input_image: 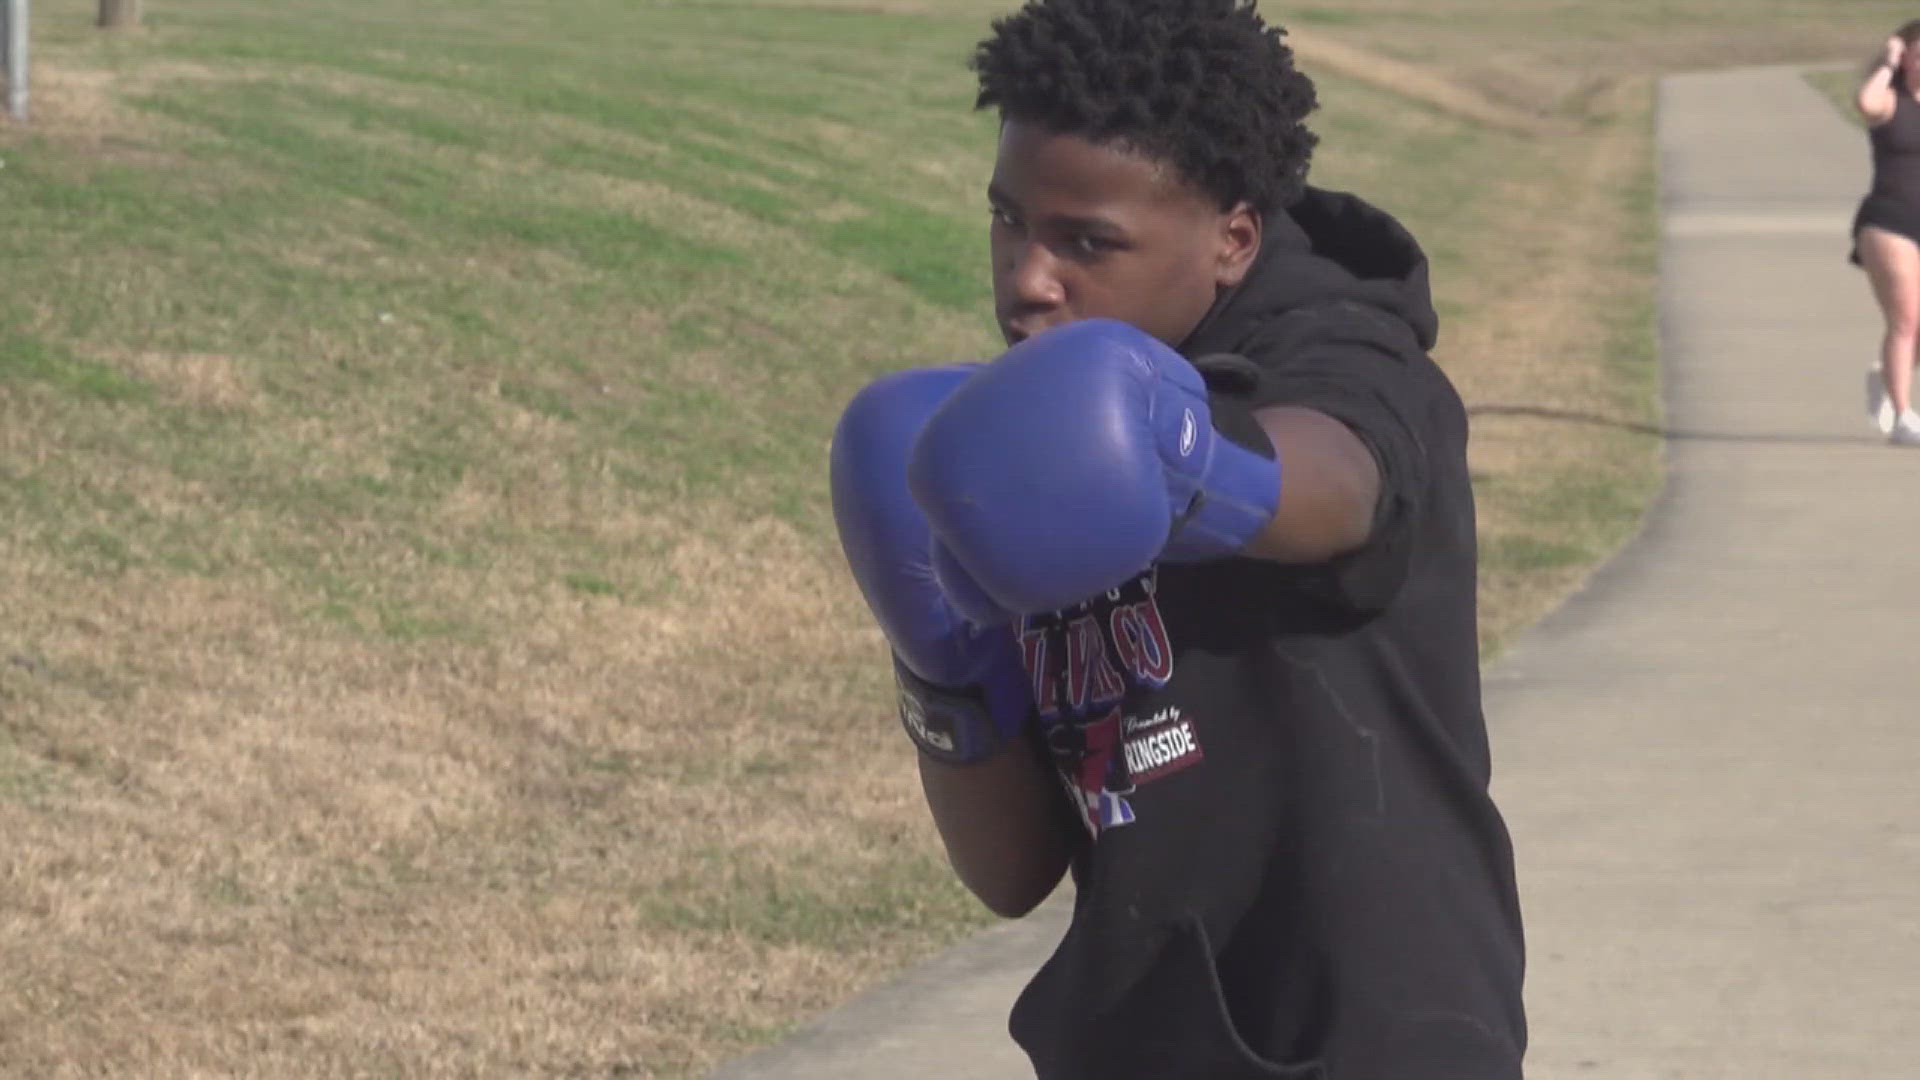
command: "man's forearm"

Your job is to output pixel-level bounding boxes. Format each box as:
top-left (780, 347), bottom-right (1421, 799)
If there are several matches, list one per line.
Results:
top-left (918, 741), bottom-right (1076, 918)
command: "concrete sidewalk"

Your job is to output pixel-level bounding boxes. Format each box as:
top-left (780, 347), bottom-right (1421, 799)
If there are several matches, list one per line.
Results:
top-left (709, 66), bottom-right (1920, 1080)
top-left (1497, 66), bottom-right (1920, 1079)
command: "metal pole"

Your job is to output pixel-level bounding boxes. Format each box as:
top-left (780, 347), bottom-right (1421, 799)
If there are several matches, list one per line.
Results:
top-left (4, 0), bottom-right (27, 122)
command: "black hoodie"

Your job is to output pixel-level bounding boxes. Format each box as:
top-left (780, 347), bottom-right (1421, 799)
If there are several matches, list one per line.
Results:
top-left (1005, 188), bottom-right (1527, 1080)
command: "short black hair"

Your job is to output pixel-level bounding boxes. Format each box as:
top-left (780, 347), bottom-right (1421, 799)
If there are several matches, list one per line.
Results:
top-left (970, 0), bottom-right (1319, 213)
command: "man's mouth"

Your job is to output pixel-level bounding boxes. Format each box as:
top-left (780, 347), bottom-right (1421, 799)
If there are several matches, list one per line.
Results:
top-left (1000, 319), bottom-right (1045, 345)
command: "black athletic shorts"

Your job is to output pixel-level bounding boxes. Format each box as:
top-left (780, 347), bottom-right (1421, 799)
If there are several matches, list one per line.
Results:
top-left (1850, 194), bottom-right (1920, 266)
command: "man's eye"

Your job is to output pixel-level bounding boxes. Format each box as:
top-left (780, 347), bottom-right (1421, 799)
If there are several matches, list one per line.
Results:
top-left (1069, 234), bottom-right (1116, 256)
top-left (988, 206), bottom-right (1020, 229)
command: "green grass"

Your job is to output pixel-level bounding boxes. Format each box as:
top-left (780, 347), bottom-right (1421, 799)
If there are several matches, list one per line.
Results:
top-left (0, 740), bottom-right (60, 804)
top-left (0, 1), bottom-right (1516, 646)
top-left (1808, 64), bottom-right (1870, 126)
top-left (3, 2), bottom-right (1902, 640)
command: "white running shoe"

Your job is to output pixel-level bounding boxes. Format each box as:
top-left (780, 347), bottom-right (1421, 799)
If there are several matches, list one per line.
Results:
top-left (1869, 365), bottom-right (1897, 436)
top-left (1891, 410), bottom-right (1920, 446)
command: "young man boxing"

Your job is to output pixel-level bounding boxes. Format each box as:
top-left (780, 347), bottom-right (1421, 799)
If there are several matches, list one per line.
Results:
top-left (830, 1), bottom-right (1527, 1076)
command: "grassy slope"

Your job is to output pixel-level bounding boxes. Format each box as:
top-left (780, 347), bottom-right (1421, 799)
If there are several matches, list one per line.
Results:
top-left (2, 0), bottom-right (1915, 1075)
top-left (1807, 63), bottom-right (1869, 127)
top-left (4, 6), bottom-right (1015, 1075)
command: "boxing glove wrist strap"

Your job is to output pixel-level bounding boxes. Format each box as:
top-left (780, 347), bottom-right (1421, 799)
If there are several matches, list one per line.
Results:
top-left (892, 655), bottom-right (1007, 766)
top-left (1162, 433), bottom-right (1282, 563)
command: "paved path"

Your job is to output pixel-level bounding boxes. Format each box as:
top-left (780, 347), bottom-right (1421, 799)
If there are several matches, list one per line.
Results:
top-left (1499, 65), bottom-right (1920, 1079)
top-left (710, 65), bottom-right (1920, 1079)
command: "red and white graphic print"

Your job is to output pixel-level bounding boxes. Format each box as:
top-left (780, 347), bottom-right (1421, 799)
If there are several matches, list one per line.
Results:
top-left (1020, 570), bottom-right (1204, 836)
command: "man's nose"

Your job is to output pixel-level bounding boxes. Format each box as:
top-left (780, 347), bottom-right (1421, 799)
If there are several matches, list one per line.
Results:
top-left (1003, 240), bottom-right (1065, 309)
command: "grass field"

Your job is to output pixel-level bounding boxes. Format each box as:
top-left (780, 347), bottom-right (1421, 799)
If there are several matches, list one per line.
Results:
top-left (2, 0), bottom-right (1914, 1075)
top-left (1808, 62), bottom-right (1872, 127)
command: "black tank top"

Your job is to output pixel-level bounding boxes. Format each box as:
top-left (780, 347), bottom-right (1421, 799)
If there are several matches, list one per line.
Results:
top-left (1870, 90), bottom-right (1920, 208)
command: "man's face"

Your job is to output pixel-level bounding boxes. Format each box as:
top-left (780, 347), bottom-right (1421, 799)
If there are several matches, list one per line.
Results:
top-left (987, 119), bottom-right (1260, 348)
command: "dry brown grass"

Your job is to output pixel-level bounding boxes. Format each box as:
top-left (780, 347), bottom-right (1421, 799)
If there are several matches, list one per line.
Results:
top-left (0, 517), bottom-right (952, 1076)
top-left (1440, 79), bottom-right (1665, 651)
top-left (1292, 29), bottom-right (1550, 134)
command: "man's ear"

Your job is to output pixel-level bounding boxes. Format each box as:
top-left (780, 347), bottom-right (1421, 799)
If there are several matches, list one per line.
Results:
top-left (1216, 201), bottom-right (1262, 289)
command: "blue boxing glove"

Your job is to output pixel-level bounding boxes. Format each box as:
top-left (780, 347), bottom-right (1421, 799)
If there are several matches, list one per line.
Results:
top-left (908, 319), bottom-right (1281, 616)
top-left (829, 365), bottom-right (1034, 765)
